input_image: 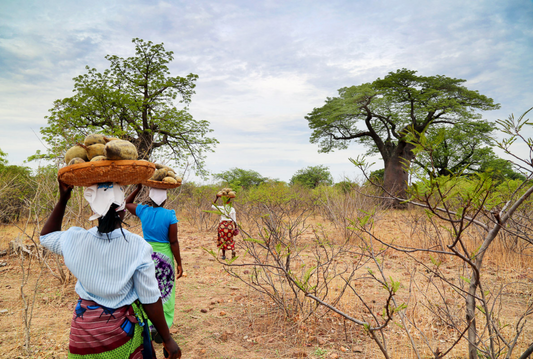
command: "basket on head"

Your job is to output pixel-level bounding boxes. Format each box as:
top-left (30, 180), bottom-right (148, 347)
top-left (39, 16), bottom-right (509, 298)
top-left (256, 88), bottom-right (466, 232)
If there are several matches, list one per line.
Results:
top-left (58, 160), bottom-right (155, 187)
top-left (142, 179), bottom-right (182, 189)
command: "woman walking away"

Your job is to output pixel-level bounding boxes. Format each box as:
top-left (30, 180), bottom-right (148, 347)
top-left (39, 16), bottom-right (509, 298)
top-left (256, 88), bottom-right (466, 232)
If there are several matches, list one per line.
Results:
top-left (212, 194), bottom-right (238, 260)
top-left (126, 184), bottom-right (183, 342)
top-left (40, 181), bottom-right (181, 359)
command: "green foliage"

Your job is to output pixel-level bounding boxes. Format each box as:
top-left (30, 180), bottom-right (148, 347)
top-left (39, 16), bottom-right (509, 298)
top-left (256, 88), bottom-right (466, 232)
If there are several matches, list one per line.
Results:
top-left (38, 38), bottom-right (217, 175)
top-left (0, 148), bottom-right (7, 166)
top-left (306, 68), bottom-right (499, 196)
top-left (244, 181), bottom-right (296, 206)
top-left (306, 69), bottom-right (498, 156)
top-left (480, 158), bottom-right (526, 182)
top-left (369, 168), bottom-right (385, 183)
top-left (411, 121), bottom-right (497, 176)
top-left (0, 161), bottom-right (34, 223)
top-left (213, 167), bottom-right (269, 189)
top-left (290, 165), bottom-right (333, 188)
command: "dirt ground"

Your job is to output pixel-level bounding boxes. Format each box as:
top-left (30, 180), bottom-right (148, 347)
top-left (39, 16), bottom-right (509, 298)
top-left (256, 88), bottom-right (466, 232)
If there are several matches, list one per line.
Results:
top-left (1, 213), bottom-right (532, 359)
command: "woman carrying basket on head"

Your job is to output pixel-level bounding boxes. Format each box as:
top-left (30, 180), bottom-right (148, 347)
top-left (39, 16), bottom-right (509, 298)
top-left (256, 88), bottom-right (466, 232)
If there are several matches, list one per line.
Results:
top-left (40, 181), bottom-right (181, 359)
top-left (126, 184), bottom-right (183, 342)
top-left (212, 190), bottom-right (238, 260)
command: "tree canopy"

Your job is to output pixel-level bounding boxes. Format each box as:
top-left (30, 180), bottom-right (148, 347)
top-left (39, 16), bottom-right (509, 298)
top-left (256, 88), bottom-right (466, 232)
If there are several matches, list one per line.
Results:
top-left (305, 68), bottom-right (499, 206)
top-left (290, 165), bottom-right (333, 188)
top-left (213, 168), bottom-right (268, 189)
top-left (412, 121), bottom-right (495, 176)
top-left (38, 38), bottom-right (217, 175)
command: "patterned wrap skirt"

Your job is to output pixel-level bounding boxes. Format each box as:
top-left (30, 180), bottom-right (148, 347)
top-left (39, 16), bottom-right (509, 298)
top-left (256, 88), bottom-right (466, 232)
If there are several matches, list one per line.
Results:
top-left (68, 299), bottom-right (154, 359)
top-left (149, 241), bottom-right (175, 330)
top-left (217, 220), bottom-right (235, 251)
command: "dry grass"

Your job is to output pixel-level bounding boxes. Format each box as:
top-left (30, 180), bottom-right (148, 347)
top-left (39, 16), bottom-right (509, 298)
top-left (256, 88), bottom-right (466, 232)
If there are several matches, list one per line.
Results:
top-left (1, 206), bottom-right (532, 358)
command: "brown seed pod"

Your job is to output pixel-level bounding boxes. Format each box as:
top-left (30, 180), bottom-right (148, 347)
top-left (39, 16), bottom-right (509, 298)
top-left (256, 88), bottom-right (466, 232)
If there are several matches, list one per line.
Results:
top-left (90, 155), bottom-right (108, 162)
top-left (84, 134), bottom-right (106, 146)
top-left (104, 140), bottom-right (138, 160)
top-left (150, 168), bottom-right (168, 181)
top-left (103, 136), bottom-right (120, 143)
top-left (67, 157), bottom-right (86, 166)
top-left (85, 143), bottom-right (105, 160)
top-left (65, 145), bottom-right (88, 164)
top-left (162, 177), bottom-right (178, 184)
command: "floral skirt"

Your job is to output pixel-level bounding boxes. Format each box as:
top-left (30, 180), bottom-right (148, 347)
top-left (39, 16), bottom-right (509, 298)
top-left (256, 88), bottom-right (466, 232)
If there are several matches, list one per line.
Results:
top-left (217, 220), bottom-right (235, 251)
top-left (149, 241), bottom-right (175, 329)
top-left (68, 299), bottom-right (154, 359)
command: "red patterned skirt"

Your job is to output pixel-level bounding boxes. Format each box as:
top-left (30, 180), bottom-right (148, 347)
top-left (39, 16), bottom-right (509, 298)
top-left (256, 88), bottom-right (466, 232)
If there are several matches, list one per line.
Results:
top-left (217, 220), bottom-right (235, 251)
top-left (68, 299), bottom-right (154, 358)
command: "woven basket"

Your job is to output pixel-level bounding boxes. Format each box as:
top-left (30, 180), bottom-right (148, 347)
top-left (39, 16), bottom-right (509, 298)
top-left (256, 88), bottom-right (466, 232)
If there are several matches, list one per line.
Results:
top-left (58, 160), bottom-right (155, 187)
top-left (142, 179), bottom-right (182, 189)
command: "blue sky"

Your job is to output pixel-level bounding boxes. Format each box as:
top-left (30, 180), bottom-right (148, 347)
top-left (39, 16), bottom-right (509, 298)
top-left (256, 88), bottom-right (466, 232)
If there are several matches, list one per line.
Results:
top-left (1, 0), bottom-right (532, 183)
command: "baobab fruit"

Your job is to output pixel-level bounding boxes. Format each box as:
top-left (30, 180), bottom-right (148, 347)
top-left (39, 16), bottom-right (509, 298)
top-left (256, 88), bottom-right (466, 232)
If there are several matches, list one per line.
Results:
top-left (84, 134), bottom-right (106, 146)
top-left (150, 168), bottom-right (168, 181)
top-left (90, 156), bottom-right (107, 162)
top-left (103, 136), bottom-right (120, 142)
top-left (162, 177), bottom-right (178, 184)
top-left (65, 145), bottom-right (88, 164)
top-left (85, 143), bottom-right (105, 160)
top-left (155, 163), bottom-right (173, 172)
top-left (104, 140), bottom-right (138, 160)
top-left (67, 157), bottom-right (86, 166)
top-left (166, 170), bottom-right (176, 179)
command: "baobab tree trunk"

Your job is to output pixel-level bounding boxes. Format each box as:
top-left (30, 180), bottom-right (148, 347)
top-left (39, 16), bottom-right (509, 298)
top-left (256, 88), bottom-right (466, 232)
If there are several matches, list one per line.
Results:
top-left (382, 141), bottom-right (415, 209)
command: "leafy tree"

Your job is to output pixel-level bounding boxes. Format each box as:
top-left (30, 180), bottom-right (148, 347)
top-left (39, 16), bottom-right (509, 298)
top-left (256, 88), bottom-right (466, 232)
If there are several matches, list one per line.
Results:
top-left (38, 38), bottom-right (217, 175)
top-left (480, 157), bottom-right (526, 182)
top-left (213, 168), bottom-right (268, 189)
top-left (0, 157), bottom-right (34, 223)
top-left (305, 68), bottom-right (499, 207)
top-left (290, 165), bottom-right (333, 188)
top-left (412, 121), bottom-right (495, 176)
top-left (411, 121), bottom-right (525, 182)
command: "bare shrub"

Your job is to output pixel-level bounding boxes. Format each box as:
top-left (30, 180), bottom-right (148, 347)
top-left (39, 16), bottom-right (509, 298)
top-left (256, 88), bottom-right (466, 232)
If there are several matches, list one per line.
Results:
top-left (179, 183), bottom-right (219, 231)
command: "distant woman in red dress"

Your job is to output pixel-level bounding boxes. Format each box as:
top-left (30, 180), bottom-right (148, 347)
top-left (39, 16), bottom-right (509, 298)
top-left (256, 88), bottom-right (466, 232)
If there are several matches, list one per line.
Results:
top-left (212, 195), bottom-right (238, 260)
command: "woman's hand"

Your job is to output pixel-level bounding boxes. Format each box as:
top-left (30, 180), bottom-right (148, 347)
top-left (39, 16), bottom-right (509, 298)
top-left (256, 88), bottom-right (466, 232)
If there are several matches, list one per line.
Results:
top-left (175, 264), bottom-right (183, 279)
top-left (59, 181), bottom-right (73, 203)
top-left (40, 181), bottom-right (73, 236)
top-left (162, 337), bottom-right (181, 358)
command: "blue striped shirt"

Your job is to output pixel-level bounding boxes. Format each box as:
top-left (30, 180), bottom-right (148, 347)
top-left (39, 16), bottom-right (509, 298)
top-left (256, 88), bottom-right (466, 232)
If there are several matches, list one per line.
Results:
top-left (40, 227), bottom-right (161, 308)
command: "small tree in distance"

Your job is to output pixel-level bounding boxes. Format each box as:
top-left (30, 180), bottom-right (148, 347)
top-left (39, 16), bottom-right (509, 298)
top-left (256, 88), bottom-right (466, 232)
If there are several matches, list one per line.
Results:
top-left (213, 167), bottom-right (269, 189)
top-left (290, 165), bottom-right (333, 188)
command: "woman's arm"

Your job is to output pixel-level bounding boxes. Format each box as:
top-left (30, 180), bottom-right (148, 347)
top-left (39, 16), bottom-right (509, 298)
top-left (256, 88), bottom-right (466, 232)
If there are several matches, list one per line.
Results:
top-left (168, 223), bottom-right (183, 279)
top-left (41, 181), bottom-right (73, 236)
top-left (143, 299), bottom-right (181, 359)
top-left (125, 184), bottom-right (142, 216)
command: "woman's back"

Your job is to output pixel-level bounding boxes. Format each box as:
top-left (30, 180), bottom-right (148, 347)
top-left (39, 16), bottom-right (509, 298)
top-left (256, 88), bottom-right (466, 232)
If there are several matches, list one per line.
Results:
top-left (41, 226), bottom-right (159, 308)
top-left (136, 204), bottom-right (178, 243)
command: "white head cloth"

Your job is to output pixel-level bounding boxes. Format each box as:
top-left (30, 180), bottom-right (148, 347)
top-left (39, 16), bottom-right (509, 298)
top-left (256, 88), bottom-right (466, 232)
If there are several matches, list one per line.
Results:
top-left (84, 182), bottom-right (126, 221)
top-left (149, 187), bottom-right (167, 206)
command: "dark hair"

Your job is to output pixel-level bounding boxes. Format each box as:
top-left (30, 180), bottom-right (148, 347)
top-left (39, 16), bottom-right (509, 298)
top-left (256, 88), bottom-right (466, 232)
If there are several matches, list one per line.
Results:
top-left (97, 204), bottom-right (126, 240)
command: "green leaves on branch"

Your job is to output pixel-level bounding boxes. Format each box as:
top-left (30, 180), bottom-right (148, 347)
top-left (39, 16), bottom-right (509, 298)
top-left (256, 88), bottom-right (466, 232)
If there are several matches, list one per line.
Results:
top-left (38, 38), bottom-right (217, 176)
